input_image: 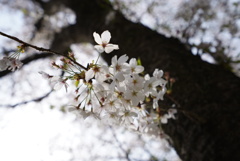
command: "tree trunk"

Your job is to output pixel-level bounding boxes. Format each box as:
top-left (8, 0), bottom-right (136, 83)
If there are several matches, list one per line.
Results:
top-left (36, 0), bottom-right (240, 160)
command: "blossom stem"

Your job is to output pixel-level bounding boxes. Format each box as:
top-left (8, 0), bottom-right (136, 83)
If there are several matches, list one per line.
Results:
top-left (0, 31), bottom-right (87, 70)
top-left (92, 88), bottom-right (103, 106)
top-left (95, 53), bottom-right (101, 64)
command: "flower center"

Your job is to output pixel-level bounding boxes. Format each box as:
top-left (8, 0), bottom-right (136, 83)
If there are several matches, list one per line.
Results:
top-left (102, 43), bottom-right (107, 48)
top-left (115, 64), bottom-right (121, 71)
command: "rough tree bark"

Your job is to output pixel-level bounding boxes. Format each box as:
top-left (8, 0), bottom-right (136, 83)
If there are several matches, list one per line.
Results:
top-left (21, 0), bottom-right (240, 160)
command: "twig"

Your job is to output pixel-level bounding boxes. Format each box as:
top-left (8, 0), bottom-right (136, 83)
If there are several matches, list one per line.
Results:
top-left (0, 31), bottom-right (87, 70)
top-left (109, 126), bottom-right (131, 161)
top-left (0, 90), bottom-right (53, 108)
top-left (165, 94), bottom-right (181, 108)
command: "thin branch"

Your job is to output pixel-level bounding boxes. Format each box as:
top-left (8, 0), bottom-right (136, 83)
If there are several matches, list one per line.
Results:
top-left (0, 31), bottom-right (87, 70)
top-left (110, 126), bottom-right (131, 161)
top-left (0, 90), bottom-right (53, 108)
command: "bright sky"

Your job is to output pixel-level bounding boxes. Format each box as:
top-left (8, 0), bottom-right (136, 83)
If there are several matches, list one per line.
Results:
top-left (0, 104), bottom-right (181, 161)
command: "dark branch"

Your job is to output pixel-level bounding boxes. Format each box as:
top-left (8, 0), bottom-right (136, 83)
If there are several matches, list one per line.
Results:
top-left (110, 126), bottom-right (131, 161)
top-left (0, 31), bottom-right (87, 70)
top-left (0, 90), bottom-right (53, 108)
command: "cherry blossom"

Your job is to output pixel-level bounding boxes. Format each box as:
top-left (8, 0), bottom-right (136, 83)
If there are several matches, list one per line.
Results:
top-left (167, 108), bottom-right (177, 119)
top-left (110, 54), bottom-right (129, 74)
top-left (119, 110), bottom-right (137, 126)
top-left (85, 65), bottom-right (109, 82)
top-left (51, 76), bottom-right (68, 92)
top-left (127, 73), bottom-right (145, 91)
top-left (161, 114), bottom-right (169, 124)
top-left (144, 76), bottom-right (159, 97)
top-left (128, 58), bottom-right (144, 74)
top-left (0, 57), bottom-right (23, 71)
top-left (124, 89), bottom-right (145, 106)
top-left (93, 30), bottom-right (119, 53)
top-left (153, 69), bottom-right (167, 86)
top-left (160, 108), bottom-right (177, 124)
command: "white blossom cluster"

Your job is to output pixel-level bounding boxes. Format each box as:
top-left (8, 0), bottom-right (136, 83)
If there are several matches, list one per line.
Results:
top-left (0, 56), bottom-right (23, 71)
top-left (76, 57), bottom-right (169, 134)
top-left (39, 30), bottom-right (177, 136)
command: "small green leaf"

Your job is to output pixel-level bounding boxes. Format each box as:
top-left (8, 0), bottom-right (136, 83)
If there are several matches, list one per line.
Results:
top-left (75, 80), bottom-right (79, 87)
top-left (137, 57), bottom-right (142, 66)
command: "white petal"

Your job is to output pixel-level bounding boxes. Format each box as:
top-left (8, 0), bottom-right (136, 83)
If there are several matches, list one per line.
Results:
top-left (153, 101), bottom-right (158, 109)
top-left (101, 30), bottom-right (111, 44)
top-left (157, 90), bottom-right (165, 100)
top-left (85, 68), bottom-right (95, 81)
top-left (95, 72), bottom-right (106, 82)
top-left (161, 115), bottom-right (168, 124)
top-left (129, 58), bottom-right (137, 66)
top-left (135, 66), bottom-right (144, 73)
top-left (118, 54), bottom-right (128, 64)
top-left (108, 44), bottom-right (119, 49)
top-left (104, 47), bottom-right (114, 54)
top-left (137, 92), bottom-right (145, 101)
top-left (131, 97), bottom-right (140, 106)
top-left (144, 74), bottom-right (150, 80)
top-left (93, 32), bottom-right (102, 44)
top-left (115, 72), bottom-right (125, 82)
top-left (104, 46), bottom-right (115, 53)
top-left (152, 79), bottom-right (161, 87)
top-left (94, 45), bottom-right (104, 53)
top-left (105, 44), bottom-right (119, 53)
top-left (111, 55), bottom-right (118, 66)
top-left (153, 69), bottom-right (163, 78)
top-left (109, 81), bottom-right (116, 91)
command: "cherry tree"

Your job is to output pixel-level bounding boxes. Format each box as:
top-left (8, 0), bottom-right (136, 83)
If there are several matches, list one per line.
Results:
top-left (0, 0), bottom-right (240, 161)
